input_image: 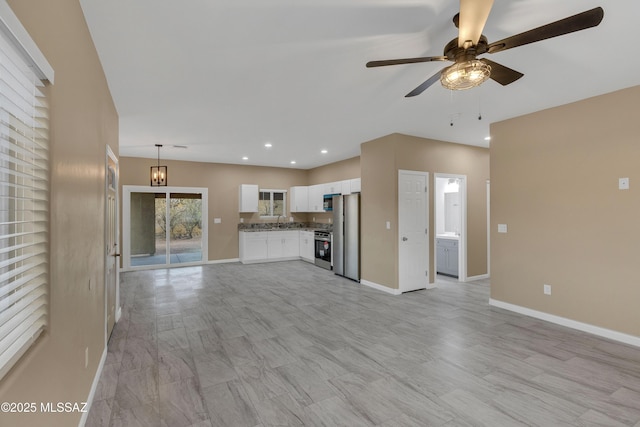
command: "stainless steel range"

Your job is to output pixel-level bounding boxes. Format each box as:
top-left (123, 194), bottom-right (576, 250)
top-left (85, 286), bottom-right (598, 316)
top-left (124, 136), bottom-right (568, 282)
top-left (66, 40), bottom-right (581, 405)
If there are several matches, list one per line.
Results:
top-left (314, 230), bottom-right (332, 270)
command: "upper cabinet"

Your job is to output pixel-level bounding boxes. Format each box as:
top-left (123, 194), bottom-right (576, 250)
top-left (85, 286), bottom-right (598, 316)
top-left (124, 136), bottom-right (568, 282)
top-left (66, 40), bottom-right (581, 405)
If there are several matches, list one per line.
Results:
top-left (290, 186), bottom-right (309, 213)
top-left (324, 181), bottom-right (342, 195)
top-left (255, 179), bottom-right (360, 214)
top-left (350, 178), bottom-right (361, 193)
top-left (308, 184), bottom-right (324, 212)
top-left (239, 184), bottom-right (259, 212)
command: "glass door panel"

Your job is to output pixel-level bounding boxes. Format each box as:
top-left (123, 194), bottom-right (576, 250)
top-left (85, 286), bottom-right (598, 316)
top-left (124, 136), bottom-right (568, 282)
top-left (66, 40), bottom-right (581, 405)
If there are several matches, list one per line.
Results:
top-left (169, 193), bottom-right (203, 265)
top-left (129, 192), bottom-right (167, 267)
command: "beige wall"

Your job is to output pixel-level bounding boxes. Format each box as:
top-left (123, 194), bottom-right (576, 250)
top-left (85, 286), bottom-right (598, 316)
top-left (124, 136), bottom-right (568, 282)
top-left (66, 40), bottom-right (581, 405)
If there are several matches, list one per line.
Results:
top-left (308, 156), bottom-right (360, 183)
top-left (119, 158), bottom-right (309, 261)
top-left (361, 133), bottom-right (490, 289)
top-left (490, 85), bottom-right (640, 337)
top-left (0, 1), bottom-right (119, 426)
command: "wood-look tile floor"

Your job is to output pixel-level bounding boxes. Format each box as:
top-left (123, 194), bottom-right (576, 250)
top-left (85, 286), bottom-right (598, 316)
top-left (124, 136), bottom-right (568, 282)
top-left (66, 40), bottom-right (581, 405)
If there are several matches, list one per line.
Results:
top-left (86, 261), bottom-right (640, 427)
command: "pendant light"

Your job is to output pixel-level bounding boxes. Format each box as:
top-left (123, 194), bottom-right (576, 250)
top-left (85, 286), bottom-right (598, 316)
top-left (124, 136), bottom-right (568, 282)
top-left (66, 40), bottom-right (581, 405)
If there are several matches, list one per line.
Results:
top-left (150, 144), bottom-right (167, 186)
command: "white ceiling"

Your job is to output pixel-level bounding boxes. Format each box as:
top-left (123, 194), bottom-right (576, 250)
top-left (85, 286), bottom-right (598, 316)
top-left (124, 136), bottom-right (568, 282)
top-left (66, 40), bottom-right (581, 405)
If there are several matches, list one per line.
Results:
top-left (79, 0), bottom-right (640, 169)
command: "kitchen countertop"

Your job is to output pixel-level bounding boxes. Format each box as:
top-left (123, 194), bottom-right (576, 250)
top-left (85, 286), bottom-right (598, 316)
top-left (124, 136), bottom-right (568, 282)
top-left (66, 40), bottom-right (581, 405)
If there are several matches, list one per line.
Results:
top-left (238, 221), bottom-right (332, 232)
top-left (239, 228), bottom-right (325, 232)
top-left (436, 234), bottom-right (459, 240)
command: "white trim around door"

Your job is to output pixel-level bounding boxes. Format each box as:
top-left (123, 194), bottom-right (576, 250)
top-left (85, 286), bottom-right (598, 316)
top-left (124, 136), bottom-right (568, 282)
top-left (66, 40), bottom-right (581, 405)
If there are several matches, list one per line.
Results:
top-left (434, 173), bottom-right (467, 282)
top-left (122, 186), bottom-right (208, 271)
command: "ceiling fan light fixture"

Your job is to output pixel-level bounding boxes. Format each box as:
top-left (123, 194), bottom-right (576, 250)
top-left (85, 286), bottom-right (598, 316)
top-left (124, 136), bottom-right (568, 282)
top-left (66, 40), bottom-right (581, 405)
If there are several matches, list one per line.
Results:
top-left (440, 60), bottom-right (491, 90)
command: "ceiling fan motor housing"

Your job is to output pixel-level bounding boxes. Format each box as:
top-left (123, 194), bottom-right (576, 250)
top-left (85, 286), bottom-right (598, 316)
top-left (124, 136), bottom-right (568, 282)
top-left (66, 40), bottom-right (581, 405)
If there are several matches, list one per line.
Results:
top-left (444, 35), bottom-right (489, 63)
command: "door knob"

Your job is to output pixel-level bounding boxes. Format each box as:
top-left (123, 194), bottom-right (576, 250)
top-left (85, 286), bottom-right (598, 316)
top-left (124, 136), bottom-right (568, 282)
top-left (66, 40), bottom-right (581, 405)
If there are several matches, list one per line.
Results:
top-left (402, 237), bottom-right (408, 241)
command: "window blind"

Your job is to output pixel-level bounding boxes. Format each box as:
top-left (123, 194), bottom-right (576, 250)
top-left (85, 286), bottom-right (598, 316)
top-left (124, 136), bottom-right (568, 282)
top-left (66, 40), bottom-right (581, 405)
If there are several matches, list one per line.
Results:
top-left (0, 26), bottom-right (49, 380)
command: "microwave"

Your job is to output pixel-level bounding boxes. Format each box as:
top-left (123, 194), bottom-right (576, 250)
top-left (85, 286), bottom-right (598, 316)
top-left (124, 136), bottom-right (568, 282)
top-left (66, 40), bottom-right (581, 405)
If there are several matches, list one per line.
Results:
top-left (323, 193), bottom-right (340, 211)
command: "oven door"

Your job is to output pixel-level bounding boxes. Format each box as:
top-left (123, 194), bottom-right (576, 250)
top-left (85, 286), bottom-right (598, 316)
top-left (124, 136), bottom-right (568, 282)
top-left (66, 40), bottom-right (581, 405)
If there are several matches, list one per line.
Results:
top-left (314, 237), bottom-right (331, 269)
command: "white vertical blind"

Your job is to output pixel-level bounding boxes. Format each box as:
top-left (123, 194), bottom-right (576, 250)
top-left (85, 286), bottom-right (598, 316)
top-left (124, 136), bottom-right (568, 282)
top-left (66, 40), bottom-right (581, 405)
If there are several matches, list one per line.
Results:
top-left (0, 25), bottom-right (49, 380)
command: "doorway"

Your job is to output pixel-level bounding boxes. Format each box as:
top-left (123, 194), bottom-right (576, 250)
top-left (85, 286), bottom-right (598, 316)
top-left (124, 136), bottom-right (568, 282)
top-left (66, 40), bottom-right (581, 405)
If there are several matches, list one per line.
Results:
top-left (105, 146), bottom-right (119, 339)
top-left (398, 170), bottom-right (429, 292)
top-left (122, 186), bottom-right (208, 270)
top-left (434, 174), bottom-right (467, 281)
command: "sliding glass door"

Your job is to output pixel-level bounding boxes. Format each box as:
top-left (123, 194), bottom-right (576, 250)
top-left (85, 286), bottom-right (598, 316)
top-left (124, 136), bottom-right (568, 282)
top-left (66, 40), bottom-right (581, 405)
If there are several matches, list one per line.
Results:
top-left (123, 186), bottom-right (208, 270)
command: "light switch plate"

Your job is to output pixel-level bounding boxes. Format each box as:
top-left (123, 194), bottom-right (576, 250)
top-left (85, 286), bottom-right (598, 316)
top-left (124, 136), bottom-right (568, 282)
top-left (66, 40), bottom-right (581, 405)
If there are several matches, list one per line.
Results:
top-left (498, 224), bottom-right (508, 233)
top-left (214, 218), bottom-right (221, 224)
top-left (619, 177), bottom-right (629, 190)
top-left (386, 221), bottom-right (391, 230)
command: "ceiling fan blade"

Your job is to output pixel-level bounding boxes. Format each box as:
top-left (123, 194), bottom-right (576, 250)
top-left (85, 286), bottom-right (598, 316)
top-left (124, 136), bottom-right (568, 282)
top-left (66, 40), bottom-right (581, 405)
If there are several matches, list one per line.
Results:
top-left (405, 70), bottom-right (443, 97)
top-left (488, 7), bottom-right (604, 54)
top-left (366, 56), bottom-right (448, 68)
top-left (480, 59), bottom-right (523, 86)
top-left (458, 0), bottom-right (494, 47)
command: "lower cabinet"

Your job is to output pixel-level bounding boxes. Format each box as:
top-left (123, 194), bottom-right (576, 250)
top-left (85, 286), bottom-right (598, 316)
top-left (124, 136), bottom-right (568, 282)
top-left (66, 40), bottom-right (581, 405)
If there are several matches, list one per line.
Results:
top-left (436, 238), bottom-right (458, 277)
top-left (299, 231), bottom-right (315, 262)
top-left (240, 232), bottom-right (268, 262)
top-left (240, 230), bottom-right (301, 263)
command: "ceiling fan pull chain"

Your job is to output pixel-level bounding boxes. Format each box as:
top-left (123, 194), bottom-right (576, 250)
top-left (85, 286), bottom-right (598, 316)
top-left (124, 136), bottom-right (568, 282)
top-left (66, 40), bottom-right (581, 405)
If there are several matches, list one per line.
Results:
top-left (450, 90), bottom-right (455, 126)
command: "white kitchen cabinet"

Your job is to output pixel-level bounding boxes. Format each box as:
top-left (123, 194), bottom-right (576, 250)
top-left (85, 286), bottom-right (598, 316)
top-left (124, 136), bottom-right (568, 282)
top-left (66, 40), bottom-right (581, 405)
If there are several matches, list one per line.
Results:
top-left (267, 230), bottom-right (300, 260)
top-left (239, 231), bottom-right (268, 262)
top-left (240, 230), bottom-right (300, 263)
top-left (267, 233), bottom-right (284, 259)
top-left (239, 184), bottom-right (259, 213)
top-left (341, 179), bottom-right (351, 195)
top-left (436, 238), bottom-right (458, 277)
top-left (299, 231), bottom-right (315, 262)
top-left (350, 178), bottom-right (361, 193)
top-left (289, 186), bottom-right (309, 212)
top-left (308, 184), bottom-right (324, 212)
top-left (324, 181), bottom-right (341, 195)
top-left (280, 231), bottom-right (300, 258)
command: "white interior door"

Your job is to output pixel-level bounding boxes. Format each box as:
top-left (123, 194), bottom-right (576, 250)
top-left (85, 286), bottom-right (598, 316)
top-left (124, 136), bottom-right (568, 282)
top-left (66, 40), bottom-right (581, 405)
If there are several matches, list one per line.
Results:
top-left (105, 146), bottom-right (119, 339)
top-left (398, 170), bottom-right (429, 292)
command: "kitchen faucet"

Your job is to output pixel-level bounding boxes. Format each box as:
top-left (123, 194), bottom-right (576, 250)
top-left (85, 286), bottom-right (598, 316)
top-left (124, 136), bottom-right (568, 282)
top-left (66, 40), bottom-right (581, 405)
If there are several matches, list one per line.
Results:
top-left (276, 215), bottom-right (284, 228)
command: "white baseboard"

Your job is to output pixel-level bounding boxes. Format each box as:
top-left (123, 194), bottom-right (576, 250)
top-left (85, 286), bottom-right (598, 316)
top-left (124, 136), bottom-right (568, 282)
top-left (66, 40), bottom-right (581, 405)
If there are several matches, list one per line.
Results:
top-left (360, 279), bottom-right (402, 295)
top-left (489, 298), bottom-right (640, 348)
top-left (207, 258), bottom-right (240, 264)
top-left (466, 274), bottom-right (489, 281)
top-left (78, 347), bottom-right (107, 427)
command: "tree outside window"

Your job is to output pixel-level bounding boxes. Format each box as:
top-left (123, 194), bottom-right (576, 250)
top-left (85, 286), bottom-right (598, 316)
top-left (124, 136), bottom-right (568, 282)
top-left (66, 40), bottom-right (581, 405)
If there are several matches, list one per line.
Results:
top-left (259, 190), bottom-right (286, 217)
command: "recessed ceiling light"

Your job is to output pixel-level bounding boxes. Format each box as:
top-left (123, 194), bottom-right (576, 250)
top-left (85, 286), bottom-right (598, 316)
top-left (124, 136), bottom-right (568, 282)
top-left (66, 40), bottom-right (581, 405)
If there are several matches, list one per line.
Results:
top-left (321, 149), bottom-right (328, 154)
top-left (242, 156), bottom-right (248, 161)
top-left (264, 143), bottom-right (272, 148)
top-left (290, 160), bottom-right (296, 164)
top-left (484, 136), bottom-right (491, 141)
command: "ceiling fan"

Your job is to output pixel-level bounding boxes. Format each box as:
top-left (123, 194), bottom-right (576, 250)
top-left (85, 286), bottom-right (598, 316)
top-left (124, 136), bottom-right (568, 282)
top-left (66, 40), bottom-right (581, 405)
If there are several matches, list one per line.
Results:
top-left (366, 1), bottom-right (604, 97)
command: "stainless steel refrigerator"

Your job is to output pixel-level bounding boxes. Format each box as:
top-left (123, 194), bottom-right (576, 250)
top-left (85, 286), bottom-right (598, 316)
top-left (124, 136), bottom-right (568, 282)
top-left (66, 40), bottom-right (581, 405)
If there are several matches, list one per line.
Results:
top-left (332, 193), bottom-right (360, 281)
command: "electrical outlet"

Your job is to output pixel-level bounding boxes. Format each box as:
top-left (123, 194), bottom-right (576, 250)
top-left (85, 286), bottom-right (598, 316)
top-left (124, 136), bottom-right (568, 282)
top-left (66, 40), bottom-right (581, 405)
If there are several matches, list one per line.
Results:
top-left (619, 177), bottom-right (630, 190)
top-left (543, 284), bottom-right (551, 295)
